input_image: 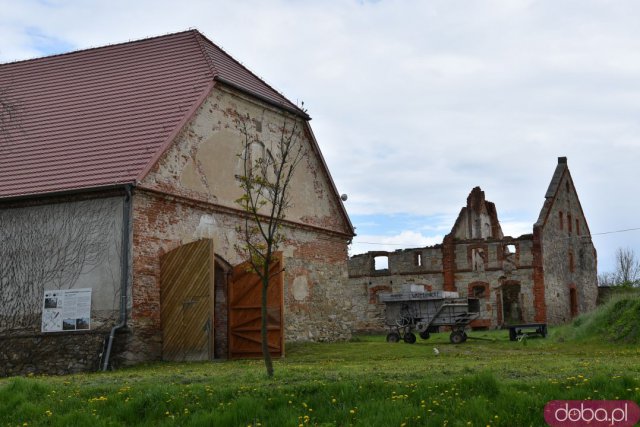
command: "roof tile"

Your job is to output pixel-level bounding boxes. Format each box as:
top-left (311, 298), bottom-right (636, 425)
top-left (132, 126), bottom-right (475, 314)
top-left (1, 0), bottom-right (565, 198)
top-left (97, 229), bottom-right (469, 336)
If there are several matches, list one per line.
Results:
top-left (0, 30), bottom-right (300, 198)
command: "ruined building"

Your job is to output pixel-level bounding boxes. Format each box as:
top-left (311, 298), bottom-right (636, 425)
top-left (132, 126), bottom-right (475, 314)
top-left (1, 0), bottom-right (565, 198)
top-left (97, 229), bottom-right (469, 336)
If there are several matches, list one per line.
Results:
top-left (347, 157), bottom-right (598, 331)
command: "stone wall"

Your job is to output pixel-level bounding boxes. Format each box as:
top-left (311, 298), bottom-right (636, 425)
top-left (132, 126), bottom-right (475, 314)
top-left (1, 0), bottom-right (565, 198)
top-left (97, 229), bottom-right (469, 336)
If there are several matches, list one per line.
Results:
top-left (0, 332), bottom-right (107, 376)
top-left (538, 166), bottom-right (598, 324)
top-left (347, 160), bottom-right (597, 332)
top-left (347, 235), bottom-right (536, 332)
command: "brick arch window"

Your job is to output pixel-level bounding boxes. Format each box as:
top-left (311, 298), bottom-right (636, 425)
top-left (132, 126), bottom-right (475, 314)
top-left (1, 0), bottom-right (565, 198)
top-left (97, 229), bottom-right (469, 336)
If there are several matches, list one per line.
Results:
top-left (567, 213), bottom-right (572, 234)
top-left (467, 244), bottom-right (488, 271)
top-left (559, 211), bottom-right (564, 230)
top-left (369, 285), bottom-right (392, 304)
top-left (569, 284), bottom-right (578, 317)
top-left (468, 282), bottom-right (490, 298)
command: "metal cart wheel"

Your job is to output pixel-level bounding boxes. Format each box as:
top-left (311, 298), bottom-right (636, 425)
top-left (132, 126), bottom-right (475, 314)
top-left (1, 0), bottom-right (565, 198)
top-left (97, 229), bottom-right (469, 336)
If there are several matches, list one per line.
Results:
top-left (449, 331), bottom-right (465, 344)
top-left (386, 332), bottom-right (401, 343)
top-left (538, 325), bottom-right (548, 338)
top-left (419, 330), bottom-right (430, 340)
top-left (403, 332), bottom-right (417, 344)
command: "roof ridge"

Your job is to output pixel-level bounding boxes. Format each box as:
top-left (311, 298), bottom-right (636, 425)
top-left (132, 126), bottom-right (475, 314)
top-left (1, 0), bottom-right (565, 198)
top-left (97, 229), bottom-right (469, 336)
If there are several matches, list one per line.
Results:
top-left (194, 31), bottom-right (306, 116)
top-left (0, 29), bottom-right (200, 67)
top-left (191, 31), bottom-right (219, 80)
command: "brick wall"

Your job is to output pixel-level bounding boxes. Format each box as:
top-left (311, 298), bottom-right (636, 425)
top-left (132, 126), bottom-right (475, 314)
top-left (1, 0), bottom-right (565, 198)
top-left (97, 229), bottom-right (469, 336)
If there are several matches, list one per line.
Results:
top-left (124, 189), bottom-right (352, 363)
top-left (347, 235), bottom-right (538, 332)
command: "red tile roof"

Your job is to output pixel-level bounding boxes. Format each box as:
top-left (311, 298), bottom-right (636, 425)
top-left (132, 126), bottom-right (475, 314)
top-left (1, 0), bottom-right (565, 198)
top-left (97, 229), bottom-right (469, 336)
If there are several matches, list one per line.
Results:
top-left (0, 30), bottom-right (303, 198)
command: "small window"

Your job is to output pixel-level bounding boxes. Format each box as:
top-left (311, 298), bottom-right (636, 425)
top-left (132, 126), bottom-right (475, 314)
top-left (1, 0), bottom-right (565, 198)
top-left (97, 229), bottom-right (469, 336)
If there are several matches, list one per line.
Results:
top-left (472, 248), bottom-right (486, 271)
top-left (576, 219), bottom-right (580, 235)
top-left (415, 252), bottom-right (422, 267)
top-left (505, 244), bottom-right (516, 255)
top-left (567, 214), bottom-right (572, 234)
top-left (559, 211), bottom-right (564, 230)
top-left (472, 285), bottom-right (486, 298)
top-left (374, 256), bottom-right (388, 271)
top-left (566, 181), bottom-right (570, 193)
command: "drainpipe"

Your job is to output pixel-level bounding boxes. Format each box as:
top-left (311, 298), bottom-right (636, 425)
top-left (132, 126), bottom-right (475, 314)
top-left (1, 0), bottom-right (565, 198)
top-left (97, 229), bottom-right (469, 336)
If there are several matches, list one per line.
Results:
top-left (102, 184), bottom-right (132, 371)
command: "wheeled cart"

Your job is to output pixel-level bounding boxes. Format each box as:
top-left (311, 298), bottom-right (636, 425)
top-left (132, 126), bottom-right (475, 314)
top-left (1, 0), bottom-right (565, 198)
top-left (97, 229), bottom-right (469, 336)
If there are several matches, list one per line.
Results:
top-left (379, 291), bottom-right (480, 344)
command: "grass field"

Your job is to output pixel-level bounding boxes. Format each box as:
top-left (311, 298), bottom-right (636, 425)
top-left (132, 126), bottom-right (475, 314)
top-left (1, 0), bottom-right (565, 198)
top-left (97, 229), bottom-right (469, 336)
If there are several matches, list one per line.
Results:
top-left (2, 297), bottom-right (640, 426)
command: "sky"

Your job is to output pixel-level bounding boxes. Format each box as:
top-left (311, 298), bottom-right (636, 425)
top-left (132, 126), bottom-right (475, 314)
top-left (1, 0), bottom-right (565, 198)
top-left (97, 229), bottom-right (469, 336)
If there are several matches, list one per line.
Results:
top-left (1, 0), bottom-right (639, 273)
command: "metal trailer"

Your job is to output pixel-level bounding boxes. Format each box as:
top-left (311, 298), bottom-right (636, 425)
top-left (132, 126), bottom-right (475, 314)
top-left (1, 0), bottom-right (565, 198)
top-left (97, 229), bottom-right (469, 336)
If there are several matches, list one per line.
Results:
top-left (379, 291), bottom-right (480, 344)
top-left (506, 323), bottom-right (548, 341)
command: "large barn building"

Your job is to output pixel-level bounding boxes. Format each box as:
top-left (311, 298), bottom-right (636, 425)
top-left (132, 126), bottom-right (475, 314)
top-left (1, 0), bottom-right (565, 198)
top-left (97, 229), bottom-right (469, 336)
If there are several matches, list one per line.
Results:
top-left (0, 30), bottom-right (355, 376)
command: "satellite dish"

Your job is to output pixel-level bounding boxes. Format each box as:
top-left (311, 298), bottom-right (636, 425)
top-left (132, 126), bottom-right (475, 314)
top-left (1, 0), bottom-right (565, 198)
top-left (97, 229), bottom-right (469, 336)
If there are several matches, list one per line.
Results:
top-left (340, 194), bottom-right (348, 201)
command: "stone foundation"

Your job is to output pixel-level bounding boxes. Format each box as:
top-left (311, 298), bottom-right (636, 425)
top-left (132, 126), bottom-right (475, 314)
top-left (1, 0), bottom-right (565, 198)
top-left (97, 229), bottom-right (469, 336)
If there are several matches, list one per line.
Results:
top-left (0, 332), bottom-right (108, 377)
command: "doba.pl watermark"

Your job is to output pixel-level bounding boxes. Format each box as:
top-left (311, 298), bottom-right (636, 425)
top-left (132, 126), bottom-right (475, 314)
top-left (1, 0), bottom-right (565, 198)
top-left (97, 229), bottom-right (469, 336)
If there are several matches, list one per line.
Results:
top-left (545, 400), bottom-right (640, 427)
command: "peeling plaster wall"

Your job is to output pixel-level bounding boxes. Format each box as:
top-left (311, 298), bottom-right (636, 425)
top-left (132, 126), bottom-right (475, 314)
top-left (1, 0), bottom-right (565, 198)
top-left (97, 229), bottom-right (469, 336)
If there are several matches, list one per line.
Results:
top-left (141, 85), bottom-right (349, 235)
top-left (125, 190), bottom-right (352, 363)
top-left (124, 86), bottom-right (353, 363)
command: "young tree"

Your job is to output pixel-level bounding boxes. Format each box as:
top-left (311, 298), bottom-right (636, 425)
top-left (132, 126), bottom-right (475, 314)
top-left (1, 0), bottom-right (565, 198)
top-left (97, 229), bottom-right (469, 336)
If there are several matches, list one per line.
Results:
top-left (597, 271), bottom-right (616, 287)
top-left (234, 109), bottom-right (307, 378)
top-left (613, 247), bottom-right (640, 287)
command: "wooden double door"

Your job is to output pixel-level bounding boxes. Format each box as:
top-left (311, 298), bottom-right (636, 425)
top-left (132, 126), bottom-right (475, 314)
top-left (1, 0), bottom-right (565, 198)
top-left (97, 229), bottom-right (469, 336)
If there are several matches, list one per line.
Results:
top-left (160, 239), bottom-right (283, 361)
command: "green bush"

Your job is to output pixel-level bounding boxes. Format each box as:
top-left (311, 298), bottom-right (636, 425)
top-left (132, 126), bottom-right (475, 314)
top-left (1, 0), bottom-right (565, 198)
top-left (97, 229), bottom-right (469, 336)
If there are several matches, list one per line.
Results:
top-left (555, 295), bottom-right (640, 343)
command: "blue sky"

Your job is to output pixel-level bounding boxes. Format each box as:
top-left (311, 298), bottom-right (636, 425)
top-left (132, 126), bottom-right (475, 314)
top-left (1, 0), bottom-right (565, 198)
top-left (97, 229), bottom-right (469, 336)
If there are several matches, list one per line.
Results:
top-left (2, 0), bottom-right (640, 273)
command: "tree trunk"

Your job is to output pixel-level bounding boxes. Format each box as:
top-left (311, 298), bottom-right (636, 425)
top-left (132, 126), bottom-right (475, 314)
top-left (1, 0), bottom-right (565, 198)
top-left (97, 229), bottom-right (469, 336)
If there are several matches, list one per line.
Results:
top-left (261, 274), bottom-right (274, 378)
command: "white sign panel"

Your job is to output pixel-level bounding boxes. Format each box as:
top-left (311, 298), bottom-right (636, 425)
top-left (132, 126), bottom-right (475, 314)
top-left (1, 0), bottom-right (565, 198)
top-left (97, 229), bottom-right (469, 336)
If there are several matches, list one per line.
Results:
top-left (42, 288), bottom-right (92, 332)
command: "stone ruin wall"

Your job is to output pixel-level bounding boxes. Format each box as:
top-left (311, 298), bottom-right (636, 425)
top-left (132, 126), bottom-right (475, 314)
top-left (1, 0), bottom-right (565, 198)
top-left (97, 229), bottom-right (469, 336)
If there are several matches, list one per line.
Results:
top-left (347, 235), bottom-right (538, 333)
top-left (537, 173), bottom-right (598, 324)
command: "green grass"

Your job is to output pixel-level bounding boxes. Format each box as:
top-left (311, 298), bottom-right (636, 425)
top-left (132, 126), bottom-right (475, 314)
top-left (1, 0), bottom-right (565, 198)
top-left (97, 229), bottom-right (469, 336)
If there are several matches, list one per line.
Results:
top-left (1, 327), bottom-right (640, 426)
top-left (554, 293), bottom-right (640, 343)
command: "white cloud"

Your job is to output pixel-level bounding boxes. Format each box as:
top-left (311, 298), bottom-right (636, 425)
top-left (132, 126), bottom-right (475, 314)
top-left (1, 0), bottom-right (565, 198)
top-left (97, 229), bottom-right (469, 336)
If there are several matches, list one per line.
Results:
top-left (1, 0), bottom-right (640, 271)
top-left (350, 230), bottom-right (444, 256)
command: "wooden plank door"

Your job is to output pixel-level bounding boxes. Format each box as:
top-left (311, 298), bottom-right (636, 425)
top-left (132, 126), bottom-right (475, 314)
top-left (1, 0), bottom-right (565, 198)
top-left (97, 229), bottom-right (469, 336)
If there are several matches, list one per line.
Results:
top-left (160, 239), bottom-right (215, 361)
top-left (228, 254), bottom-right (284, 359)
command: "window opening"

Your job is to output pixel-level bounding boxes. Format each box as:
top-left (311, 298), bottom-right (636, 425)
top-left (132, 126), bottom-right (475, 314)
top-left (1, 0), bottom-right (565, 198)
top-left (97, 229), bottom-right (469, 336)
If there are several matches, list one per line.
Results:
top-left (374, 256), bottom-right (389, 271)
top-left (568, 214), bottom-right (572, 234)
top-left (570, 287), bottom-right (578, 317)
top-left (472, 248), bottom-right (486, 271)
top-left (472, 285), bottom-right (487, 298)
top-left (559, 211), bottom-right (564, 230)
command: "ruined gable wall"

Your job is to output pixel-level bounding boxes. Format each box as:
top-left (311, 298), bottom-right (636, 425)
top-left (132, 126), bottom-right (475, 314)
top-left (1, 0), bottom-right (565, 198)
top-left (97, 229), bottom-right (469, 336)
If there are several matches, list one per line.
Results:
top-left (539, 173), bottom-right (598, 324)
top-left (450, 237), bottom-right (535, 327)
